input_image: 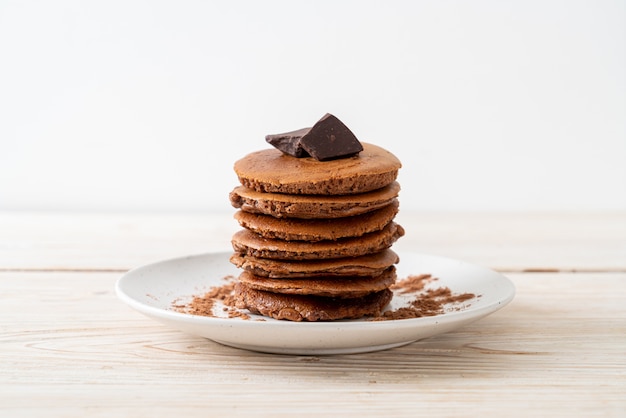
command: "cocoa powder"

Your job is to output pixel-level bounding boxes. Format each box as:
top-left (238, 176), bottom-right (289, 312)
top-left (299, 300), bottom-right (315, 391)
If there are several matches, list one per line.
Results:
top-left (171, 273), bottom-right (476, 321)
top-left (373, 274), bottom-right (476, 320)
top-left (172, 275), bottom-right (241, 318)
top-left (390, 273), bottom-right (435, 293)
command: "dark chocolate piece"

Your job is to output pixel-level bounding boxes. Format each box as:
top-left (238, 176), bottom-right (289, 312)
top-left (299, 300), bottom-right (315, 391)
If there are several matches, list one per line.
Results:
top-left (265, 127), bottom-right (311, 157)
top-left (300, 114), bottom-right (363, 161)
top-left (265, 114), bottom-right (363, 161)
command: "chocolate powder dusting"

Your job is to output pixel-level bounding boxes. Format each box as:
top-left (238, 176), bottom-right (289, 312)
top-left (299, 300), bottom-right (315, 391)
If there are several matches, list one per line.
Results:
top-left (172, 275), bottom-right (247, 319)
top-left (372, 274), bottom-right (477, 321)
top-left (172, 273), bottom-right (476, 322)
top-left (390, 274), bottom-right (435, 294)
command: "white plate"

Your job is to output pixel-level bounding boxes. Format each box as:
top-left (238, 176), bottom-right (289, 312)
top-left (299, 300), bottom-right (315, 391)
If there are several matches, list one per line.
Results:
top-left (116, 252), bottom-right (515, 355)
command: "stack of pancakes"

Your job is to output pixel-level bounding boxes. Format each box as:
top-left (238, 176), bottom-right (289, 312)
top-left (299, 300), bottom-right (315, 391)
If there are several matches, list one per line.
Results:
top-left (229, 142), bottom-right (404, 321)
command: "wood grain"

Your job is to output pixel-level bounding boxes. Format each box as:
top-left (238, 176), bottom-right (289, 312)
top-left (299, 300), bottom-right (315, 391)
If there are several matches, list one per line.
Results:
top-left (1, 211), bottom-right (625, 271)
top-left (1, 270), bottom-right (624, 416)
top-left (1, 211), bottom-right (624, 416)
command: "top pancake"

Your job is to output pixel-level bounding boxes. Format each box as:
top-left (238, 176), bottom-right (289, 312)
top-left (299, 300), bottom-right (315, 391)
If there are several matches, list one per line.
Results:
top-left (234, 142), bottom-right (401, 195)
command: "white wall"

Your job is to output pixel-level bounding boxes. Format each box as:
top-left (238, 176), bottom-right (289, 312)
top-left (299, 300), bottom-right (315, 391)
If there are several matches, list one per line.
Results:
top-left (1, 0), bottom-right (624, 213)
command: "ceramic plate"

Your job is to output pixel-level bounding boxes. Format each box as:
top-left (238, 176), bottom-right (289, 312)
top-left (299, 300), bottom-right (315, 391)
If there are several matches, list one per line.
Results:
top-left (116, 251), bottom-right (515, 355)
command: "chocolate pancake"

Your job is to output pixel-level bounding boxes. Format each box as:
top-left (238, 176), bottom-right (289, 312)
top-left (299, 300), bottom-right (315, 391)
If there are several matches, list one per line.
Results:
top-left (233, 143), bottom-right (401, 195)
top-left (237, 267), bottom-right (396, 298)
top-left (235, 283), bottom-right (393, 321)
top-left (233, 200), bottom-right (399, 241)
top-left (230, 249), bottom-right (400, 278)
top-left (229, 182), bottom-right (400, 219)
top-left (231, 222), bottom-right (405, 260)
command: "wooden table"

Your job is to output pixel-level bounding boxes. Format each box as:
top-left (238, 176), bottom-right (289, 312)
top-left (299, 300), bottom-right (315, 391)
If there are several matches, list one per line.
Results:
top-left (2, 211), bottom-right (625, 417)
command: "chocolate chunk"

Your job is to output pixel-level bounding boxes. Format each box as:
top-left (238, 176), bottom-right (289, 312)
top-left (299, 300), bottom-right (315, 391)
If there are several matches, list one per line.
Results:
top-left (265, 114), bottom-right (363, 161)
top-left (300, 114), bottom-right (363, 161)
top-left (265, 127), bottom-right (311, 157)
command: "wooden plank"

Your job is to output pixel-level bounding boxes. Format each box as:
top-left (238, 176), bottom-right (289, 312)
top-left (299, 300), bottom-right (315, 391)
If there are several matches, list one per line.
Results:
top-left (1, 271), bottom-right (624, 416)
top-left (394, 211), bottom-right (626, 272)
top-left (0, 212), bottom-right (238, 271)
top-left (1, 211), bottom-right (625, 272)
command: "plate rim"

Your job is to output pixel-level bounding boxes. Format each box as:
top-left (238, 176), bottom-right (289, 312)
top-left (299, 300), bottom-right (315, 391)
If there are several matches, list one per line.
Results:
top-left (115, 250), bottom-right (516, 331)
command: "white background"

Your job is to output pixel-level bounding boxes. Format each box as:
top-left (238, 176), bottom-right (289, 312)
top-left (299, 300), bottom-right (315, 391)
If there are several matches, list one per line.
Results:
top-left (1, 0), bottom-right (624, 213)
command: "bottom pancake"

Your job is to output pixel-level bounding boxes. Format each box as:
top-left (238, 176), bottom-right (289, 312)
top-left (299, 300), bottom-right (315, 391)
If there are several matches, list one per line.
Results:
top-left (237, 267), bottom-right (396, 298)
top-left (235, 283), bottom-right (393, 322)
